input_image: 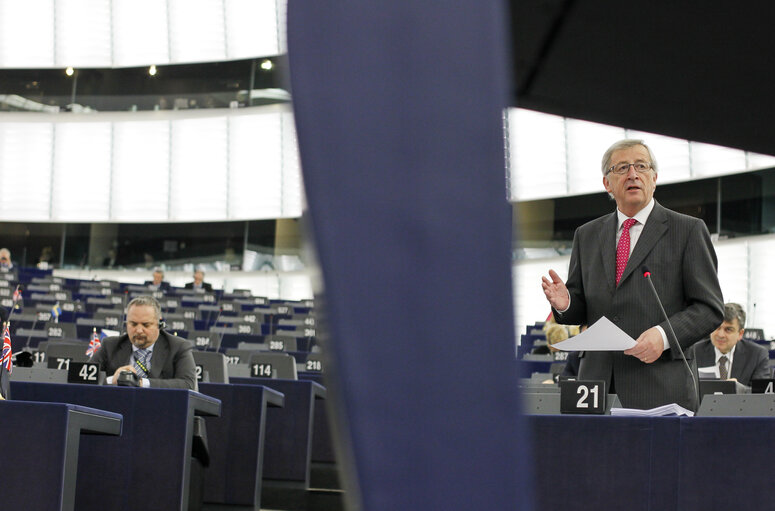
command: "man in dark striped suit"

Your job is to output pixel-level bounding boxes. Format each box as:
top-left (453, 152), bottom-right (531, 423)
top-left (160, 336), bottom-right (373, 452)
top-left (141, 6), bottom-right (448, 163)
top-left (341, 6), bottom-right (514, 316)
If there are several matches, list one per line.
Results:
top-left (542, 139), bottom-right (724, 411)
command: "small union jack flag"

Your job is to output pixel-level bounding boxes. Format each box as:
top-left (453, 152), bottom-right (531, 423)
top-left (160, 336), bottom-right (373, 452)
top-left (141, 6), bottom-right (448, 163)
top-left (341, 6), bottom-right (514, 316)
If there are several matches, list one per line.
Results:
top-left (2, 323), bottom-right (12, 374)
top-left (85, 329), bottom-right (103, 357)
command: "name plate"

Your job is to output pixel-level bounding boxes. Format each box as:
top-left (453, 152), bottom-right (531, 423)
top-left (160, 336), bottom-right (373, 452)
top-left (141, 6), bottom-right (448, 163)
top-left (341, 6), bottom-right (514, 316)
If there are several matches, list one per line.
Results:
top-left (47, 356), bottom-right (72, 370)
top-left (250, 363), bottom-right (273, 378)
top-left (67, 362), bottom-right (101, 384)
top-left (752, 379), bottom-right (775, 394)
top-left (305, 359), bottom-right (323, 372)
top-left (560, 380), bottom-right (606, 414)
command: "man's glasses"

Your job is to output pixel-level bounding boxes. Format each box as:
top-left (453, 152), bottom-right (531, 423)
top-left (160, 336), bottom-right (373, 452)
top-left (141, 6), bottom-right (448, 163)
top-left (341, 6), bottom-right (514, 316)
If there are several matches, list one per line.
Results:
top-left (607, 161), bottom-right (652, 175)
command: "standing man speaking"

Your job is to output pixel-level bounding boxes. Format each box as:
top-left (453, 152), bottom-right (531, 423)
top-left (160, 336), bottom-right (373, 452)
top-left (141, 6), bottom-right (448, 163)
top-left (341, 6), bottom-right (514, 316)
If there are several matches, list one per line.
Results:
top-left (542, 139), bottom-right (723, 410)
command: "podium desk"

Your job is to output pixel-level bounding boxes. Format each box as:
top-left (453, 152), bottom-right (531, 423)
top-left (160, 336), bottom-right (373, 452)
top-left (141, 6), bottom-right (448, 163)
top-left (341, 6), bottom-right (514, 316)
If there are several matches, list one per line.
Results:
top-left (1, 400), bottom-right (121, 511)
top-left (10, 381), bottom-right (220, 511)
top-left (530, 415), bottom-right (775, 511)
top-left (230, 378), bottom-right (326, 493)
top-left (198, 382), bottom-right (284, 509)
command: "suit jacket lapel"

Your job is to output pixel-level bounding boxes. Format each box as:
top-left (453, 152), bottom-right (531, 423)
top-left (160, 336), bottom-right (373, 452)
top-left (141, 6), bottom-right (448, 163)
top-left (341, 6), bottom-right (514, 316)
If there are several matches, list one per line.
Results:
top-left (730, 342), bottom-right (747, 380)
top-left (619, 201), bottom-right (668, 286)
top-left (116, 336), bottom-right (133, 370)
top-left (149, 334), bottom-right (169, 378)
top-left (599, 212), bottom-right (618, 293)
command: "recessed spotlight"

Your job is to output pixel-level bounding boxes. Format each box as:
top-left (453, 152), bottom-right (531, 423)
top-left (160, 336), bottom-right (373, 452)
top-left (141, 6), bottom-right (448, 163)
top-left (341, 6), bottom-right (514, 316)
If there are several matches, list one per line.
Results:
top-left (65, 67), bottom-right (74, 76)
top-left (260, 59), bottom-right (273, 71)
top-left (149, 65), bottom-right (157, 76)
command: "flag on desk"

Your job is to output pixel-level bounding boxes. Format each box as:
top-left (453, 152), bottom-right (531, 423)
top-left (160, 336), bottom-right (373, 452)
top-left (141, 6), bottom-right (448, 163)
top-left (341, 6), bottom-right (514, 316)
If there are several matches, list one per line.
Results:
top-left (2, 322), bottom-right (12, 374)
top-left (85, 329), bottom-right (105, 357)
top-left (51, 302), bottom-right (62, 322)
top-left (0, 322), bottom-right (10, 399)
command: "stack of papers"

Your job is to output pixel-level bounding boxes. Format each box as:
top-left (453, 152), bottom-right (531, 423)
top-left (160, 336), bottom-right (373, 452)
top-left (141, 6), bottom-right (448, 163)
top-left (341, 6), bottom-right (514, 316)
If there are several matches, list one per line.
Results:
top-left (610, 403), bottom-right (694, 417)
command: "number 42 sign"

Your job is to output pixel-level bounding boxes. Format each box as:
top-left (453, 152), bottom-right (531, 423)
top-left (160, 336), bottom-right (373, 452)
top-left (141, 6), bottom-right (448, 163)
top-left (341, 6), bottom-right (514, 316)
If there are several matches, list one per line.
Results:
top-left (67, 362), bottom-right (103, 385)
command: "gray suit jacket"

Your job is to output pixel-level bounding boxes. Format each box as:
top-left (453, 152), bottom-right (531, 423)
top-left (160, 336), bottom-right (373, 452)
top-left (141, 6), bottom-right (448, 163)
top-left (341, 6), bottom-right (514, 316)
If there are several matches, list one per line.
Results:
top-left (555, 201), bottom-right (724, 410)
top-left (689, 338), bottom-right (771, 386)
top-left (91, 330), bottom-right (198, 391)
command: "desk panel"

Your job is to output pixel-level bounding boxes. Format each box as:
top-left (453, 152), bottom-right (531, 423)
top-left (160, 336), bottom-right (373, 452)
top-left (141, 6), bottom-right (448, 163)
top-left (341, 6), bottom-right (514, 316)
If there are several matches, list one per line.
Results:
top-left (198, 382), bottom-right (284, 507)
top-left (530, 415), bottom-right (775, 511)
top-left (1, 401), bottom-right (121, 511)
top-left (11, 381), bottom-right (220, 511)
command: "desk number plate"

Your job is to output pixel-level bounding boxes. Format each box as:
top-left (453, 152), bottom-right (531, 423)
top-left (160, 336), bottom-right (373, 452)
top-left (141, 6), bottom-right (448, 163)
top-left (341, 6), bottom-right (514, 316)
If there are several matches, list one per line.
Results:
top-left (67, 362), bottom-right (101, 384)
top-left (560, 380), bottom-right (606, 414)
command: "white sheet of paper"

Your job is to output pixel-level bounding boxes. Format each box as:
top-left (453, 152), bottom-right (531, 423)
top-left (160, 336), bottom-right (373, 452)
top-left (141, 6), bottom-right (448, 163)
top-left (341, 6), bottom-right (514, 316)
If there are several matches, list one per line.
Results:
top-left (698, 366), bottom-right (719, 379)
top-left (551, 316), bottom-right (637, 351)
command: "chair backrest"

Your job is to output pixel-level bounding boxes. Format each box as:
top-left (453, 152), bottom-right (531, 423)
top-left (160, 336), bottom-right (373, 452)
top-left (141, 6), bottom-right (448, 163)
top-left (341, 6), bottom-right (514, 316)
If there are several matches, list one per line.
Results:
top-left (224, 348), bottom-right (257, 365)
top-left (188, 330), bottom-right (221, 350)
top-left (44, 322), bottom-right (77, 340)
top-left (46, 342), bottom-right (91, 364)
top-left (248, 352), bottom-right (298, 379)
top-left (263, 335), bottom-right (297, 352)
top-left (164, 317), bottom-right (194, 333)
top-left (192, 351), bottom-right (229, 383)
top-left (93, 311), bottom-right (123, 329)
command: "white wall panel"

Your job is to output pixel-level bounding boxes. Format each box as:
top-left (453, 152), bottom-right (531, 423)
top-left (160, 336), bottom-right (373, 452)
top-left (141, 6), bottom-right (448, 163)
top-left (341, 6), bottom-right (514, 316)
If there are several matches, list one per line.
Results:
top-left (0, 0), bottom-right (282, 68)
top-left (0, 122), bottom-right (54, 219)
top-left (168, 0), bottom-right (226, 63)
top-left (747, 238), bottom-right (775, 335)
top-left (509, 109), bottom-right (566, 201)
top-left (626, 130), bottom-right (691, 185)
top-left (111, 120), bottom-right (170, 220)
top-left (747, 153), bottom-right (775, 170)
top-left (169, 116), bottom-right (228, 220)
top-left (56, 0), bottom-right (112, 67)
top-left (0, 0), bottom-right (55, 67)
top-left (112, 0), bottom-right (169, 67)
top-left (280, 111), bottom-right (303, 218)
top-left (0, 107), bottom-right (300, 223)
top-left (513, 256), bottom-right (569, 346)
top-left (228, 112), bottom-right (282, 219)
top-left (714, 239), bottom-right (749, 306)
top-left (225, 0), bottom-right (279, 59)
top-left (690, 142), bottom-right (748, 178)
top-left (51, 122), bottom-right (112, 220)
top-left (566, 119), bottom-right (626, 196)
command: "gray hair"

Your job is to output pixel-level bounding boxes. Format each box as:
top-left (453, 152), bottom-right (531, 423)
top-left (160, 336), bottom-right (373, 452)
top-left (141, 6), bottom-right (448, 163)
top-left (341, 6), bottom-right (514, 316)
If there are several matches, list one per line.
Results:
top-left (601, 139), bottom-right (659, 176)
top-left (127, 295), bottom-right (162, 320)
top-left (723, 302), bottom-right (746, 330)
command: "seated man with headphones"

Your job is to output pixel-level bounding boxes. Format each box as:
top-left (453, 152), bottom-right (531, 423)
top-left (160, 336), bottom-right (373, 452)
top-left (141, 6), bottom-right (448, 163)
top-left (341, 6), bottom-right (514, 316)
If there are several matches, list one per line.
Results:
top-left (90, 295), bottom-right (197, 391)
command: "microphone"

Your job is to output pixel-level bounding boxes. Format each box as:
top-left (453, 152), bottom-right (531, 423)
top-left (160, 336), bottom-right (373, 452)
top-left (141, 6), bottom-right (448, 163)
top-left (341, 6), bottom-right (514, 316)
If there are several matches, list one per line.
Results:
top-left (641, 266), bottom-right (700, 409)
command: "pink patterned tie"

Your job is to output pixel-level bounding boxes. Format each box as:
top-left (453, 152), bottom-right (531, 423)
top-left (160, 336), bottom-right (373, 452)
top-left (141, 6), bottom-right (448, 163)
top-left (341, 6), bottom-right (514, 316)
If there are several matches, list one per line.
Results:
top-left (615, 218), bottom-right (637, 285)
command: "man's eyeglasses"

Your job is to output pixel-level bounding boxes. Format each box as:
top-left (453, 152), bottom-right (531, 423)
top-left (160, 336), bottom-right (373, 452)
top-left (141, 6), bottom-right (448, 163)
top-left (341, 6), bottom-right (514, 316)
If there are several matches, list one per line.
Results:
top-left (607, 161), bottom-right (652, 175)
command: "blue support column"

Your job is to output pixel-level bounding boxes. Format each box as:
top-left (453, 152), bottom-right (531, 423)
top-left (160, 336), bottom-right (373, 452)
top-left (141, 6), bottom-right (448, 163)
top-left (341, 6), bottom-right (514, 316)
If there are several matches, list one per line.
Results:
top-left (287, 2), bottom-right (532, 510)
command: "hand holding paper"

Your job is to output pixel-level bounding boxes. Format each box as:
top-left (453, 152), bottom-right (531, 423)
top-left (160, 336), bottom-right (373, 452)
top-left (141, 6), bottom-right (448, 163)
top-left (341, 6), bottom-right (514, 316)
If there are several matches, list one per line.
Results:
top-left (552, 317), bottom-right (637, 351)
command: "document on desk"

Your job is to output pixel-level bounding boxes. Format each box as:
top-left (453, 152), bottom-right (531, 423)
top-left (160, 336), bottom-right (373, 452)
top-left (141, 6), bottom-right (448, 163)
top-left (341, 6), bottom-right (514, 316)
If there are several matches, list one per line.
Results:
top-left (551, 316), bottom-right (637, 351)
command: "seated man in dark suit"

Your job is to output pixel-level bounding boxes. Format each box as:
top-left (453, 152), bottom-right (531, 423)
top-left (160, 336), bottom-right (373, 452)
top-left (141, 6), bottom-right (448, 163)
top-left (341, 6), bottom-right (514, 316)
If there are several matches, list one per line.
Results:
top-left (144, 268), bottom-right (171, 291)
top-left (689, 302), bottom-right (770, 387)
top-left (91, 295), bottom-right (197, 390)
top-left (184, 269), bottom-right (213, 292)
